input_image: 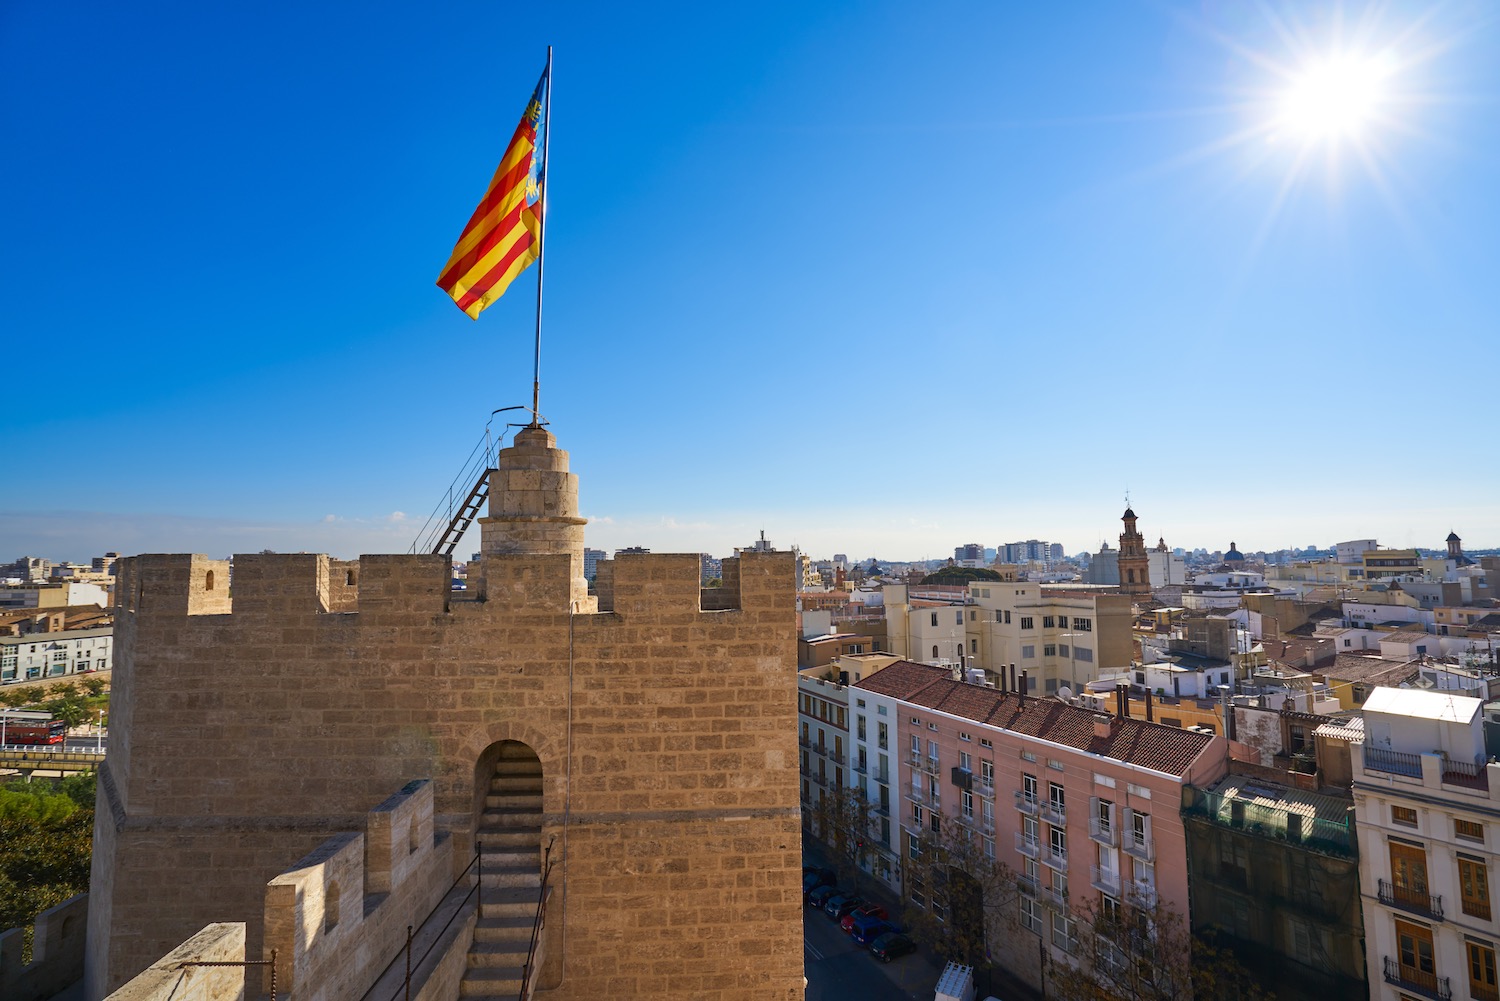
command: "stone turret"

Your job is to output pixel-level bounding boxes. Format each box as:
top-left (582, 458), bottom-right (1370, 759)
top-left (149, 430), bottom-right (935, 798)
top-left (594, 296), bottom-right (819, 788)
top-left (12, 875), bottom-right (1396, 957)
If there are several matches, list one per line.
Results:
top-left (476, 425), bottom-right (590, 605)
top-left (1117, 506), bottom-right (1151, 600)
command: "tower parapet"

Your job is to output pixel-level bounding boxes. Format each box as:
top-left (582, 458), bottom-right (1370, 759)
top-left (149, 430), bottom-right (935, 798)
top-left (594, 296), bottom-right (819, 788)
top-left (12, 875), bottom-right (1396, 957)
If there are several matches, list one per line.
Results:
top-left (475, 426), bottom-right (589, 606)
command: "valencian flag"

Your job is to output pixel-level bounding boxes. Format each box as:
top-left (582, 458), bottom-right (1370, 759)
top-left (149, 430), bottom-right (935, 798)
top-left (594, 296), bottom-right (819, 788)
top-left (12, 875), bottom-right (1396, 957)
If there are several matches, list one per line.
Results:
top-left (436, 66), bottom-right (549, 319)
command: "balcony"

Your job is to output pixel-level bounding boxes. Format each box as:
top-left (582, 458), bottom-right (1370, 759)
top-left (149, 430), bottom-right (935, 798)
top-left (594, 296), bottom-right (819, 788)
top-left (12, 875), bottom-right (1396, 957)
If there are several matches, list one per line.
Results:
top-left (1017, 873), bottom-right (1040, 897)
top-left (1090, 865), bottom-right (1122, 896)
top-left (1015, 833), bottom-right (1041, 859)
top-left (852, 759), bottom-right (867, 775)
top-left (812, 772), bottom-right (827, 787)
top-left (1042, 883), bottom-right (1067, 909)
top-left (978, 777), bottom-right (995, 798)
top-left (924, 756), bottom-right (941, 776)
top-left (1041, 800), bottom-right (1067, 827)
top-left (1122, 832), bottom-right (1154, 862)
top-left (905, 786), bottom-right (932, 807)
top-left (908, 751), bottom-right (923, 768)
top-left (798, 736), bottom-right (811, 748)
top-left (1125, 880), bottom-right (1157, 909)
top-left (827, 750), bottom-right (846, 766)
top-left (1364, 745), bottom-right (1423, 778)
top-left (1014, 790), bottom-right (1040, 816)
top-left (874, 769), bottom-right (890, 785)
top-left (1088, 817), bottom-right (1116, 848)
top-left (1383, 957), bottom-right (1452, 1001)
top-left (1378, 879), bottom-right (1444, 921)
top-left (1043, 844), bottom-right (1068, 872)
top-left (813, 743), bottom-right (827, 757)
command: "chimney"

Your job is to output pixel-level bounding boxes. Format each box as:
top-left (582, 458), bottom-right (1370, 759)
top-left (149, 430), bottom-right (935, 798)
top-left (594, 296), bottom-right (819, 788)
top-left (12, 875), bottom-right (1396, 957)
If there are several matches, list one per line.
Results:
top-left (1116, 683), bottom-right (1127, 719)
top-left (1019, 671), bottom-right (1028, 703)
top-left (1094, 715), bottom-right (1115, 740)
top-left (1010, 664), bottom-right (1018, 693)
top-left (1145, 688), bottom-right (1154, 723)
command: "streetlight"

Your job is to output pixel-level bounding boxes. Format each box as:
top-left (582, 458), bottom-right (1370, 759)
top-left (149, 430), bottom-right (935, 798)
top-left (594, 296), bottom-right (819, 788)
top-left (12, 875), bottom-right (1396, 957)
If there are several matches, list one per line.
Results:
top-left (96, 709), bottom-right (104, 753)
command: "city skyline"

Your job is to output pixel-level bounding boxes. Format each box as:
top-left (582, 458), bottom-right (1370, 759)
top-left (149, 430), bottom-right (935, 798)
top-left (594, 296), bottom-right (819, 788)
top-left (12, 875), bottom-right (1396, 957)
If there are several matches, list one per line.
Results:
top-left (6, 2), bottom-right (1498, 563)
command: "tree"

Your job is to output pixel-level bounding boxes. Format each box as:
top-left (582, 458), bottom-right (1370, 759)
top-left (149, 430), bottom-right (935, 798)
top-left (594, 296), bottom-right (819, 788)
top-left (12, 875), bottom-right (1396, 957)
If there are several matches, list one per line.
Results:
top-left (901, 819), bottom-right (1022, 968)
top-left (1044, 896), bottom-right (1272, 1001)
top-left (810, 783), bottom-right (875, 888)
top-left (80, 677), bottom-right (107, 697)
top-left (43, 697), bottom-right (87, 729)
top-left (50, 682), bottom-right (79, 701)
top-left (921, 567), bottom-right (1004, 586)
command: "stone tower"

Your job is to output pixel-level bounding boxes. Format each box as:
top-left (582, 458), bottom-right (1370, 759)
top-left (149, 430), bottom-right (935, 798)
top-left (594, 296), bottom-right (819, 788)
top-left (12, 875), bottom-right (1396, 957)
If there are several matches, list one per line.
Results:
top-left (1117, 506), bottom-right (1151, 600)
top-left (86, 428), bottom-right (804, 1001)
top-left (1447, 531), bottom-right (1474, 566)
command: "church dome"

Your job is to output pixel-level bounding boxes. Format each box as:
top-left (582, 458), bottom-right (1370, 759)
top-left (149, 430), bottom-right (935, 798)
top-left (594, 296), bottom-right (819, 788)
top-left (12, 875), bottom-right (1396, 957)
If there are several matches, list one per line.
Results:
top-left (1224, 542), bottom-right (1245, 562)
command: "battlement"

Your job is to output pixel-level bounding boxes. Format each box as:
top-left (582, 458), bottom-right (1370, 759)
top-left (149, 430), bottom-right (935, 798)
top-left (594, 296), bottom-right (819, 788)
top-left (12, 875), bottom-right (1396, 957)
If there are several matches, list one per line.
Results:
top-left (115, 550), bottom-right (792, 621)
top-left (0, 893), bottom-right (88, 1001)
top-left (263, 780), bottom-right (451, 1001)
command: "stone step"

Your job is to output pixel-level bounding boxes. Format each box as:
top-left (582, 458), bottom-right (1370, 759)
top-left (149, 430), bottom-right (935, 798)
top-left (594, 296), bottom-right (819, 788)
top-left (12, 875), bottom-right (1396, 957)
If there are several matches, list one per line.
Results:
top-left (467, 941), bottom-right (532, 969)
top-left (493, 759), bottom-right (542, 776)
top-left (475, 832), bottom-right (539, 852)
top-left (479, 886), bottom-right (541, 919)
top-left (477, 809), bottom-right (542, 828)
top-left (484, 793), bottom-right (542, 810)
top-left (472, 914), bottom-right (536, 943)
top-left (459, 968), bottom-right (524, 996)
top-left (489, 774), bottom-right (543, 791)
top-left (481, 866), bottom-right (541, 889)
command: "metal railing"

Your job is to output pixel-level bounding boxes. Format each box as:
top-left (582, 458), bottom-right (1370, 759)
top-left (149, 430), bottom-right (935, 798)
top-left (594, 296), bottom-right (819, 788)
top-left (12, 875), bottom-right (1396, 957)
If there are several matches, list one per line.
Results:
top-left (1125, 880), bottom-right (1157, 909)
top-left (1090, 865), bottom-right (1121, 895)
top-left (1088, 817), bottom-right (1116, 847)
top-left (1378, 879), bottom-right (1444, 920)
top-left (376, 845), bottom-right (482, 1001)
top-left (1364, 745), bottom-right (1423, 778)
top-left (517, 838), bottom-right (557, 1001)
top-left (1014, 790), bottom-right (1039, 816)
top-left (1122, 832), bottom-right (1154, 862)
top-left (1016, 873), bottom-right (1040, 897)
top-left (1041, 800), bottom-right (1067, 826)
top-left (1383, 957), bottom-right (1452, 1001)
top-left (1015, 833), bottom-right (1040, 858)
top-left (1043, 844), bottom-right (1068, 872)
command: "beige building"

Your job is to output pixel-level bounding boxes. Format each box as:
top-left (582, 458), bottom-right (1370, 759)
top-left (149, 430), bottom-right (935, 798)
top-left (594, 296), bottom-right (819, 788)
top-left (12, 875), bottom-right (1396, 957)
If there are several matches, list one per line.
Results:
top-left (1354, 687), bottom-right (1500, 1001)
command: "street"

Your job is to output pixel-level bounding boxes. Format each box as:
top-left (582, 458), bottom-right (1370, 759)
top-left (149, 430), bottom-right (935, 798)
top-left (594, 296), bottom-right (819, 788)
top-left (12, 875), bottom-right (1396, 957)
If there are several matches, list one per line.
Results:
top-left (803, 899), bottom-right (939, 1001)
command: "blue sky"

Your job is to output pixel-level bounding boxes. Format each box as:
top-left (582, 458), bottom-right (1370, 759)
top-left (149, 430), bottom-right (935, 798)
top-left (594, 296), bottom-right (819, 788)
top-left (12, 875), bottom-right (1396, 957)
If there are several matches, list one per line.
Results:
top-left (4, 1), bottom-right (1498, 563)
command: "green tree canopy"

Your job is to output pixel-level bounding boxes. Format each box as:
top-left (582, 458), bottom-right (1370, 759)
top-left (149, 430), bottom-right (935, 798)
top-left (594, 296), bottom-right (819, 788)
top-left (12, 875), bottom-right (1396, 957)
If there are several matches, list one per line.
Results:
top-left (920, 567), bottom-right (1003, 585)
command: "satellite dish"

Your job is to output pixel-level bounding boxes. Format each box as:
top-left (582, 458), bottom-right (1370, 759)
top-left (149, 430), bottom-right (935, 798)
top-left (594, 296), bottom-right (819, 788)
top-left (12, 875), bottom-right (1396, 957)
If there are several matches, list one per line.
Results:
top-left (1058, 686), bottom-right (1073, 700)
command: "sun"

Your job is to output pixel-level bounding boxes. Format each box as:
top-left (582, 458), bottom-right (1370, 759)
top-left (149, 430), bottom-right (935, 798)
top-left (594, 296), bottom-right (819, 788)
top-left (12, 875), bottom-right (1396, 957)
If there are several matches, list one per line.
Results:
top-left (1276, 51), bottom-right (1395, 141)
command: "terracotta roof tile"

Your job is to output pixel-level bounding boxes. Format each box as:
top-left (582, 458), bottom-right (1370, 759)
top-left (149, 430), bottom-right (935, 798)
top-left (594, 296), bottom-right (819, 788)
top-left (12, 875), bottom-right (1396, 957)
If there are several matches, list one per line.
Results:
top-left (854, 661), bottom-right (1217, 777)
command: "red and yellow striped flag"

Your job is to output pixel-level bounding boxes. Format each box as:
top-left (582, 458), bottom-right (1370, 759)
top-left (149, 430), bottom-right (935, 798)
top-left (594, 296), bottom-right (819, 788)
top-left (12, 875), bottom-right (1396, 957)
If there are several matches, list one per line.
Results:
top-left (436, 68), bottom-right (549, 319)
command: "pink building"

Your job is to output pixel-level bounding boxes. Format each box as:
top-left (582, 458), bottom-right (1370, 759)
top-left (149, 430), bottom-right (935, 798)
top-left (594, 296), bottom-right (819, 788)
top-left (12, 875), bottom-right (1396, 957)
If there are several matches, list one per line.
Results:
top-left (854, 661), bottom-right (1229, 991)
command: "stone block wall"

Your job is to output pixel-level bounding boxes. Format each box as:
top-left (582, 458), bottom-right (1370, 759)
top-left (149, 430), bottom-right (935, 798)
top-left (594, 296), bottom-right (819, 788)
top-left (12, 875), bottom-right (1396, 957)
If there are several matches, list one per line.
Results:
top-left (90, 549), bottom-right (802, 1001)
top-left (104, 923), bottom-right (246, 1001)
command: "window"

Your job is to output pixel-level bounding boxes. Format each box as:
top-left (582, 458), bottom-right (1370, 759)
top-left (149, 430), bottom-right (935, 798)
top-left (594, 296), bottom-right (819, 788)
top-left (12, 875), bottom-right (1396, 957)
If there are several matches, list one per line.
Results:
top-left (914, 805), bottom-right (924, 826)
top-left (959, 731), bottom-right (971, 742)
top-left (1392, 805), bottom-right (1418, 828)
top-left (980, 760), bottom-right (994, 786)
top-left (1021, 749), bottom-right (1036, 762)
top-left (929, 740), bottom-right (939, 760)
top-left (1049, 782), bottom-right (1065, 810)
top-left (910, 734), bottom-right (920, 756)
top-left (963, 790), bottom-right (974, 818)
top-left (930, 813), bottom-right (941, 835)
top-left (1075, 647), bottom-right (1093, 663)
top-left (1072, 617), bottom-right (1092, 631)
top-left (970, 638), bottom-right (978, 654)
top-left (1023, 773), bottom-right (1038, 802)
top-left (933, 645), bottom-right (940, 659)
top-left (1004, 610), bottom-right (1012, 624)
top-left (1020, 616), bottom-right (1033, 629)
top-left (1051, 910), bottom-right (1076, 953)
top-left (1468, 942), bottom-right (1498, 1001)
top-left (1460, 856), bottom-right (1492, 921)
top-left (960, 751), bottom-right (972, 772)
top-left (1044, 644), bottom-right (1057, 657)
top-left (1049, 825), bottom-right (1067, 857)
top-left (982, 798), bottom-right (994, 828)
top-left (1021, 645), bottom-right (1035, 659)
top-left (1131, 810), bottom-right (1150, 850)
top-left (1095, 798), bottom-right (1113, 835)
top-left (956, 610), bottom-right (964, 626)
top-left (910, 875), bottom-right (925, 908)
top-left (1458, 818), bottom-right (1485, 843)
top-left (836, 708), bottom-right (845, 728)
top-left (983, 835), bottom-right (995, 858)
top-left (1043, 615), bottom-right (1055, 628)
top-left (878, 722), bottom-right (888, 750)
top-left (931, 612), bottom-right (939, 627)
top-left (980, 737), bottom-right (992, 749)
top-left (1020, 896), bottom-right (1042, 933)
top-left (857, 715), bottom-right (866, 740)
top-left (909, 836), bottom-right (921, 860)
top-left (1397, 919), bottom-right (1436, 983)
top-left (968, 610), bottom-right (976, 621)
top-left (1048, 758), bottom-right (1065, 772)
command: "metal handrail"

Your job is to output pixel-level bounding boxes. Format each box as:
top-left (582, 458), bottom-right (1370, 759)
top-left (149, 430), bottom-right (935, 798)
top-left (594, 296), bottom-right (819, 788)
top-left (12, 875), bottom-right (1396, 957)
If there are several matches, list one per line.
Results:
top-left (518, 837), bottom-right (558, 1001)
top-left (378, 844), bottom-right (482, 1001)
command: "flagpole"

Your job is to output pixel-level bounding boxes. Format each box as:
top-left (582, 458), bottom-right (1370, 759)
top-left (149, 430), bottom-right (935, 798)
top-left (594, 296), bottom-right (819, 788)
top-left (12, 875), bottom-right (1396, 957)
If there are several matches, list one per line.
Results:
top-left (530, 45), bottom-right (553, 427)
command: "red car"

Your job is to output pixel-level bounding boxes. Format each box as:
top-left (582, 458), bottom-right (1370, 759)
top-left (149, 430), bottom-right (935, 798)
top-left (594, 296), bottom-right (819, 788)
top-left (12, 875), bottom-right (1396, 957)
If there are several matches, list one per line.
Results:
top-left (841, 903), bottom-right (889, 934)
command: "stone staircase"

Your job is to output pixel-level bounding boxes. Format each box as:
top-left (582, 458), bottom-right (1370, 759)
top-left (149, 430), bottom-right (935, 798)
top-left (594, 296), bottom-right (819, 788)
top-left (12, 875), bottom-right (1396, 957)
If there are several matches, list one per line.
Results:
top-left (461, 747), bottom-right (544, 999)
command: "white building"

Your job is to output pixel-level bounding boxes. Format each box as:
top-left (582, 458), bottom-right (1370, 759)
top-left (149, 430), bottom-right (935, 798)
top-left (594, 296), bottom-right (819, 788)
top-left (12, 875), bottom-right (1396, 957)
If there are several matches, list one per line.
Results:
top-left (1337, 539), bottom-right (1379, 564)
top-left (0, 626), bottom-right (113, 684)
top-left (1353, 686), bottom-right (1500, 1001)
top-left (1147, 548), bottom-right (1186, 587)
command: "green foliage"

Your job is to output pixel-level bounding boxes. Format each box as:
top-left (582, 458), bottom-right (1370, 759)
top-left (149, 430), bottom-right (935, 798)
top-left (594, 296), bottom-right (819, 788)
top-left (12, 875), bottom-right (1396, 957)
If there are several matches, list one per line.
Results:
top-left (0, 794), bottom-right (93, 935)
top-left (58, 772), bottom-right (97, 809)
top-left (81, 677), bottom-right (107, 697)
top-left (43, 696), bottom-right (87, 729)
top-left (0, 687), bottom-right (37, 709)
top-left (49, 682), bottom-right (79, 701)
top-left (920, 567), bottom-right (1003, 585)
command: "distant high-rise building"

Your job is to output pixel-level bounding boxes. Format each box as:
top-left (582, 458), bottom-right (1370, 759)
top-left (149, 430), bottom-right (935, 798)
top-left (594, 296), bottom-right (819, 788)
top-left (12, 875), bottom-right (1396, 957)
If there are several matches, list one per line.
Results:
top-left (583, 547), bottom-right (606, 580)
top-left (700, 554), bottom-right (722, 583)
top-left (1049, 543), bottom-right (1064, 562)
top-left (615, 546), bottom-right (651, 556)
top-left (953, 543), bottom-right (985, 566)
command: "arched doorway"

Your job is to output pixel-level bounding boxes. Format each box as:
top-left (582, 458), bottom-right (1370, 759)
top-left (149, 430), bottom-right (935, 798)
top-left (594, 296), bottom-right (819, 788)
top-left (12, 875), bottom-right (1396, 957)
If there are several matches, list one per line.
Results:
top-left (464, 740), bottom-right (545, 996)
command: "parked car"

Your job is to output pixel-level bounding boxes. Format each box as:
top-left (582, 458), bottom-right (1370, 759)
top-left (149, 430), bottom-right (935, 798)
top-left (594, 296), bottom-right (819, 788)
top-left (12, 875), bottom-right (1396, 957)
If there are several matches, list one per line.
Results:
top-left (802, 869), bottom-right (836, 899)
top-left (823, 894), bottom-right (864, 920)
top-left (850, 912), bottom-right (898, 946)
top-left (841, 902), bottom-right (889, 933)
top-left (808, 884), bottom-right (841, 909)
top-left (869, 931), bottom-right (917, 962)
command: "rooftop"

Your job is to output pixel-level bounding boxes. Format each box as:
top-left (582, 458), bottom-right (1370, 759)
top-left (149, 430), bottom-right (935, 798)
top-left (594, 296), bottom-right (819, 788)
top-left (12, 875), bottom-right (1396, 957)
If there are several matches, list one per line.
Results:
top-left (1363, 686), bottom-right (1482, 723)
top-left (854, 660), bottom-right (1218, 776)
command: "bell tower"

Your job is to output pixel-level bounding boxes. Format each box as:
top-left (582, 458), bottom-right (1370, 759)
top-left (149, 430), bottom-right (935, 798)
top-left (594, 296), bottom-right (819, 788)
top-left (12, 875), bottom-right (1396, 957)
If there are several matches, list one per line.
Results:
top-left (1117, 504), bottom-right (1151, 601)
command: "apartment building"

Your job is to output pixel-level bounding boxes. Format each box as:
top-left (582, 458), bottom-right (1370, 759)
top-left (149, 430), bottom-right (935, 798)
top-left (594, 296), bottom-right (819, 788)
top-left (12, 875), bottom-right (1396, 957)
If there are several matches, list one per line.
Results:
top-left (852, 661), bottom-right (1228, 994)
top-left (1354, 686), bottom-right (1500, 1001)
top-left (964, 581), bottom-right (1133, 694)
top-left (798, 674), bottom-right (851, 830)
top-left (0, 626), bottom-right (113, 683)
